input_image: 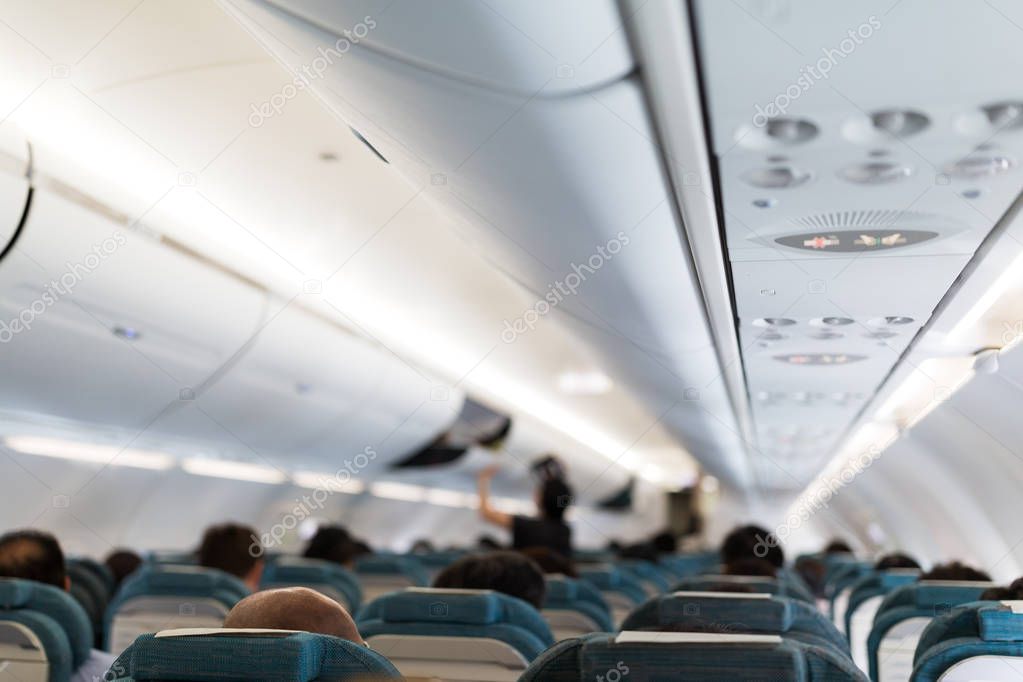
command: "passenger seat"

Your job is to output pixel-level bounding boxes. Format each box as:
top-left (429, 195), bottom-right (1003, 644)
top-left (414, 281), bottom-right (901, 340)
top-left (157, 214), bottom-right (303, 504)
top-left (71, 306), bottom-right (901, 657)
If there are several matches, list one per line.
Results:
top-left (577, 566), bottom-right (647, 627)
top-left (357, 587), bottom-right (554, 681)
top-left (520, 631), bottom-right (867, 681)
top-left (260, 556), bottom-right (363, 613)
top-left (911, 600), bottom-right (1023, 681)
top-left (354, 555), bottom-right (429, 603)
top-left (103, 564), bottom-right (249, 654)
top-left (106, 628), bottom-right (400, 681)
top-left (543, 576), bottom-right (614, 639)
top-left (0, 578), bottom-right (94, 682)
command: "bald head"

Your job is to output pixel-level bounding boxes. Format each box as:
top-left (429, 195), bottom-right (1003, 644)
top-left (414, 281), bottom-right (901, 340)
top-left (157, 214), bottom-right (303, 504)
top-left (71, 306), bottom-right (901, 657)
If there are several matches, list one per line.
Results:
top-left (224, 587), bottom-right (362, 643)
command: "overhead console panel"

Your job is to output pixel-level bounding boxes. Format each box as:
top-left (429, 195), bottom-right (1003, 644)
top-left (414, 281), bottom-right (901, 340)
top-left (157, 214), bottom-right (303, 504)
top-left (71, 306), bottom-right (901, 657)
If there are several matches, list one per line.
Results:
top-left (691, 0), bottom-right (1023, 488)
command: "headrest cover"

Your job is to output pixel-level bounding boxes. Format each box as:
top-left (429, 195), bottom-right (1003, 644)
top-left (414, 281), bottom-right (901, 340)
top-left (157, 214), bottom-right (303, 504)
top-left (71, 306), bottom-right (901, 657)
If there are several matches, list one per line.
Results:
top-left (979, 606), bottom-right (1023, 642)
top-left (378, 589), bottom-right (501, 624)
top-left (0, 578), bottom-right (34, 608)
top-left (658, 594), bottom-right (791, 632)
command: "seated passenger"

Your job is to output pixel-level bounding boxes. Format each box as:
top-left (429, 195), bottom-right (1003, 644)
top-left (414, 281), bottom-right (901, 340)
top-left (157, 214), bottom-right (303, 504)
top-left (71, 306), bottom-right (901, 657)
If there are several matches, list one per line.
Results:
top-left (477, 535), bottom-right (504, 551)
top-left (519, 546), bottom-right (578, 577)
top-left (651, 531), bottom-right (678, 555)
top-left (875, 552), bottom-right (921, 570)
top-left (979, 585), bottom-right (1018, 600)
top-left (794, 555), bottom-right (827, 598)
top-left (104, 548), bottom-right (142, 589)
top-left (303, 524), bottom-right (365, 568)
top-left (724, 558), bottom-right (778, 577)
top-left (824, 540), bottom-right (854, 555)
top-left (920, 561), bottom-right (991, 581)
top-left (197, 522), bottom-right (264, 591)
top-left (0, 530), bottom-right (115, 681)
top-left (409, 539), bottom-right (434, 554)
top-left (720, 524), bottom-right (784, 568)
top-left (433, 551), bottom-right (546, 609)
top-left (224, 586), bottom-right (363, 642)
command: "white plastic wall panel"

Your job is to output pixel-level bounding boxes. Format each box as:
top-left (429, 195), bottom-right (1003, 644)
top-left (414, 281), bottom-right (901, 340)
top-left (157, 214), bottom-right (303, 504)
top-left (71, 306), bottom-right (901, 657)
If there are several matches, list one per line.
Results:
top-left (0, 188), bottom-right (266, 429)
top-left (260, 0), bottom-right (633, 96)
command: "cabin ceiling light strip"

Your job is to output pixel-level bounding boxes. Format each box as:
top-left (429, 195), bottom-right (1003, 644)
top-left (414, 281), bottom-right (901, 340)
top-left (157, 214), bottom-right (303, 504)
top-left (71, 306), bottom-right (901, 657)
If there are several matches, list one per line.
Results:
top-left (292, 470), bottom-right (366, 494)
top-left (947, 250), bottom-right (1023, 345)
top-left (181, 457), bottom-right (288, 484)
top-left (3, 435), bottom-right (175, 470)
top-left (875, 357), bottom-right (976, 430)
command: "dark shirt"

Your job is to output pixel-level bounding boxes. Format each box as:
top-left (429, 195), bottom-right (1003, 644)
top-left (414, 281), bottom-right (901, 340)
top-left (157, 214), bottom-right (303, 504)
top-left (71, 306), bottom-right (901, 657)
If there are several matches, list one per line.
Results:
top-left (512, 515), bottom-right (572, 557)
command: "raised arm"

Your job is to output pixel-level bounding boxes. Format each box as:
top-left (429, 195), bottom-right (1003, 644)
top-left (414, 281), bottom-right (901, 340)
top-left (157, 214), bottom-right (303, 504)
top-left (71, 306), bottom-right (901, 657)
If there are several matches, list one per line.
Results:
top-left (477, 465), bottom-right (513, 529)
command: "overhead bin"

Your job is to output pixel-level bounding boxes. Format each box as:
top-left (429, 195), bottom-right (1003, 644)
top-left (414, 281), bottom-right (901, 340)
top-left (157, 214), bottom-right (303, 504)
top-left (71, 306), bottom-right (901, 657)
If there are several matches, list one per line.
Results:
top-left (0, 126), bottom-right (30, 257)
top-left (261, 0), bottom-right (634, 96)
top-left (0, 185), bottom-right (267, 430)
top-left (222, 0), bottom-right (753, 488)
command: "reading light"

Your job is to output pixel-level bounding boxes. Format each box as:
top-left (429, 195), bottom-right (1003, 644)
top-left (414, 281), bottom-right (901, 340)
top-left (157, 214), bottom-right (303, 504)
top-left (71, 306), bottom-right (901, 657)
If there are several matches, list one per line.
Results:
top-left (182, 458), bottom-right (288, 484)
top-left (3, 435), bottom-right (174, 470)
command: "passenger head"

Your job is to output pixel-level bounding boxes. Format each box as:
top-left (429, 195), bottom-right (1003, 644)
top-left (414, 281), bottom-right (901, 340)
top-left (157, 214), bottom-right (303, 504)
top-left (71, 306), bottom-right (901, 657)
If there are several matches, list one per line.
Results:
top-left (104, 549), bottom-right (142, 588)
top-left (701, 583), bottom-right (757, 594)
top-left (617, 542), bottom-right (660, 563)
top-left (920, 562), bottom-right (991, 582)
top-left (224, 587), bottom-right (362, 642)
top-left (433, 551), bottom-right (546, 609)
top-left (303, 525), bottom-right (365, 568)
top-left (794, 556), bottom-right (827, 597)
top-left (410, 539), bottom-right (434, 554)
top-left (651, 531), bottom-right (678, 555)
top-left (537, 477), bottom-right (572, 522)
top-left (721, 525), bottom-right (784, 569)
top-left (197, 522), bottom-right (264, 591)
top-left (875, 552), bottom-right (921, 570)
top-left (980, 586), bottom-right (1018, 601)
top-left (824, 540), bottom-right (854, 555)
top-left (723, 558), bottom-right (778, 577)
top-left (0, 529), bottom-right (67, 589)
top-left (518, 546), bottom-right (577, 577)
top-left (477, 535), bottom-right (503, 551)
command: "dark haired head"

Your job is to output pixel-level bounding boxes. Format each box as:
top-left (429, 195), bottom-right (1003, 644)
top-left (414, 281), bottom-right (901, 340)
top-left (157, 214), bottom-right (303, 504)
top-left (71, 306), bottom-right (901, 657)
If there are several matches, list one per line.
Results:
top-left (920, 562), bottom-right (991, 582)
top-left (519, 546), bottom-right (577, 578)
top-left (0, 530), bottom-right (67, 589)
top-left (824, 540), bottom-right (854, 555)
top-left (724, 558), bottom-right (778, 577)
top-left (104, 549), bottom-right (142, 588)
top-left (477, 535), bottom-right (503, 551)
top-left (303, 525), bottom-right (365, 568)
top-left (721, 525), bottom-right (784, 569)
top-left (699, 582), bottom-right (757, 594)
top-left (617, 543), bottom-right (660, 563)
top-left (794, 556), bottom-right (827, 598)
top-left (652, 532), bottom-right (678, 554)
top-left (980, 586), bottom-right (1018, 601)
top-left (198, 522), bottom-right (263, 588)
top-left (875, 553), bottom-right (921, 570)
top-left (433, 551), bottom-right (546, 609)
top-left (539, 478), bottom-right (573, 521)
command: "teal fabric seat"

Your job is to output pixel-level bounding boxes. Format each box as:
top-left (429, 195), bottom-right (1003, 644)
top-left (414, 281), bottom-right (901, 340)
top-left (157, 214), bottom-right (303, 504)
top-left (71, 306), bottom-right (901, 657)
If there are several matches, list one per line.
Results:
top-left (825, 562), bottom-right (874, 622)
top-left (867, 581), bottom-right (993, 681)
top-left (616, 560), bottom-right (673, 594)
top-left (844, 569), bottom-right (920, 672)
top-left (519, 631), bottom-right (868, 680)
top-left (104, 565), bottom-right (249, 651)
top-left (621, 592), bottom-right (850, 656)
top-left (68, 558), bottom-right (112, 647)
top-left (910, 601), bottom-right (1023, 681)
top-left (107, 629), bottom-right (401, 681)
top-left (543, 576), bottom-right (614, 635)
top-left (261, 557), bottom-right (363, 613)
top-left (357, 587), bottom-right (553, 662)
top-left (355, 555), bottom-right (429, 585)
top-left (671, 574), bottom-right (816, 604)
top-left (660, 552), bottom-right (720, 580)
top-left (578, 567), bottom-right (647, 615)
top-left (0, 578), bottom-right (94, 682)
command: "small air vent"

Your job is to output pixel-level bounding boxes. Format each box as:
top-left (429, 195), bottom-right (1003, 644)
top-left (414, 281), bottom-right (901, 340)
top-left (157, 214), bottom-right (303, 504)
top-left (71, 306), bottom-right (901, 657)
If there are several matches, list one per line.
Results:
top-left (793, 209), bottom-right (930, 230)
top-left (774, 353), bottom-right (867, 365)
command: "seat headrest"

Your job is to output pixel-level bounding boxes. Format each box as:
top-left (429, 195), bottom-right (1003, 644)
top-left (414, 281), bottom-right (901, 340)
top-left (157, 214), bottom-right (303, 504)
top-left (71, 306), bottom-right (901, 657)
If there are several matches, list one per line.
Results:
top-left (979, 602), bottom-right (1023, 642)
top-left (545, 577), bottom-right (578, 602)
top-left (623, 592), bottom-right (792, 632)
top-left (120, 630), bottom-right (399, 680)
top-left (376, 588), bottom-right (508, 625)
top-left (879, 581), bottom-right (993, 616)
top-left (123, 564), bottom-right (249, 596)
top-left (0, 578), bottom-right (92, 668)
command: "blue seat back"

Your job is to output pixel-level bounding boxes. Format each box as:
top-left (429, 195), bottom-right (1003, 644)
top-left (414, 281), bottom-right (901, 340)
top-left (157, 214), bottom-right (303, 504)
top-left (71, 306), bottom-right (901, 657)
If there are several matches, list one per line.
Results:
top-left (671, 575), bottom-right (815, 603)
top-left (520, 631), bottom-right (867, 681)
top-left (354, 555), bottom-right (429, 603)
top-left (621, 591), bottom-right (849, 655)
top-left (0, 578), bottom-right (93, 682)
top-left (844, 569), bottom-right (919, 671)
top-left (104, 565), bottom-right (249, 652)
top-left (578, 566), bottom-right (647, 624)
top-left (108, 629), bottom-right (400, 680)
top-left (67, 559), bottom-right (111, 645)
top-left (911, 600), bottom-right (1023, 681)
top-left (867, 581), bottom-right (994, 681)
top-left (616, 560), bottom-right (672, 594)
top-left (261, 557), bottom-right (363, 613)
top-left (544, 576), bottom-right (614, 635)
top-left (357, 587), bottom-right (553, 674)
